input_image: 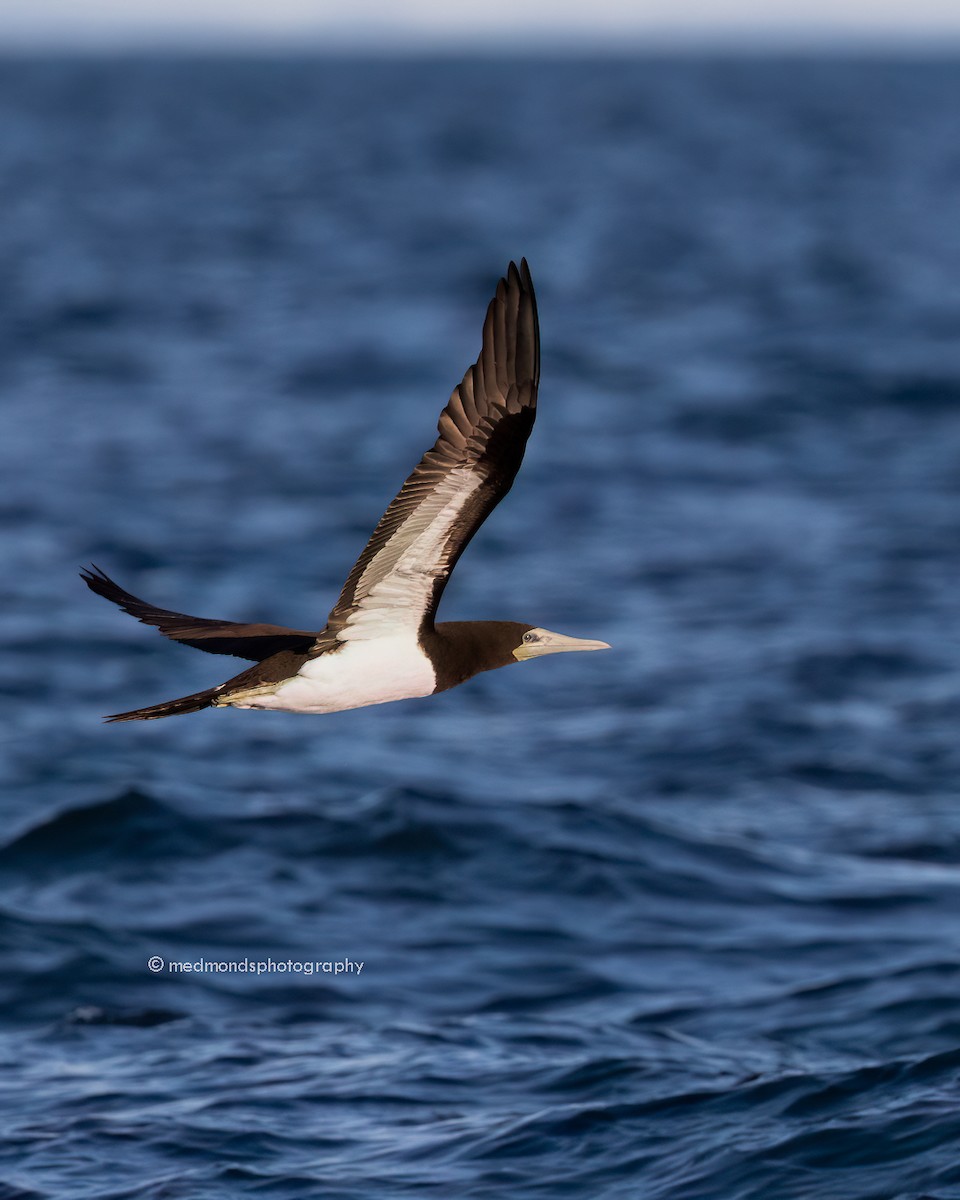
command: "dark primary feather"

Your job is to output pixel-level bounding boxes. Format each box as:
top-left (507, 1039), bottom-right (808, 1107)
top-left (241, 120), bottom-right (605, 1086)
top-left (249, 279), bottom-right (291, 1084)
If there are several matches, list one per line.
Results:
top-left (80, 566), bottom-right (318, 661)
top-left (325, 258), bottom-right (539, 637)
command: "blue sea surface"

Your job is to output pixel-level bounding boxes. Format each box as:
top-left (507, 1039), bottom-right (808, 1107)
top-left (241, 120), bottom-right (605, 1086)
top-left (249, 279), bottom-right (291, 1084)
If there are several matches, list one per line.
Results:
top-left (2, 54), bottom-right (960, 1199)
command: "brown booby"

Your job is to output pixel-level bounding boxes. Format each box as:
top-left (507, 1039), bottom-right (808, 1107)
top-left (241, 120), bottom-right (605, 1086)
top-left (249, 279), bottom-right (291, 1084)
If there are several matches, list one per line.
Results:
top-left (82, 260), bottom-right (609, 722)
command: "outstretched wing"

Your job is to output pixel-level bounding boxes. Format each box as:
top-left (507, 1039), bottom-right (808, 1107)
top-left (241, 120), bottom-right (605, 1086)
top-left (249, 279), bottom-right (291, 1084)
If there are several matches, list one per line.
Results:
top-left (325, 259), bottom-right (539, 643)
top-left (81, 565), bottom-right (318, 661)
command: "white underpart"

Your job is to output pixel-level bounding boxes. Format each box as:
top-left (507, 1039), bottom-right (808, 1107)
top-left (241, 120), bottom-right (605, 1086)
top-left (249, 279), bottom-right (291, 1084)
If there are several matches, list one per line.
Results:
top-left (223, 468), bottom-right (480, 714)
top-left (340, 467), bottom-right (483, 641)
top-left (226, 636), bottom-right (437, 714)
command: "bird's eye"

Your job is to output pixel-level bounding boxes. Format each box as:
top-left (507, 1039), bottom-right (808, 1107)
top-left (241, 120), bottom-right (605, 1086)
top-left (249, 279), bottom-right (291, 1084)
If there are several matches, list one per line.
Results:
top-left (523, 631), bottom-right (538, 643)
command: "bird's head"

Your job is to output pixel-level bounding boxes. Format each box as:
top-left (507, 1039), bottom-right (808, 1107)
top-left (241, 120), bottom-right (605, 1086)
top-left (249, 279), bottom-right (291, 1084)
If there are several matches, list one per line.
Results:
top-left (511, 626), bottom-right (611, 662)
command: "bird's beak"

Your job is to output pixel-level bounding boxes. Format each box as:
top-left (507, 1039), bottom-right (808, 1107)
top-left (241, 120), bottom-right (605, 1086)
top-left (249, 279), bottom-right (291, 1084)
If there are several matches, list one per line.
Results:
top-left (513, 630), bottom-right (612, 661)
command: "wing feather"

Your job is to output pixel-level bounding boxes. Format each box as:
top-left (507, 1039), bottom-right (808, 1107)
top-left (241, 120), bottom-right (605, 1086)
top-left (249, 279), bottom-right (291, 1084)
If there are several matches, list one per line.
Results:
top-left (81, 565), bottom-right (318, 661)
top-left (325, 260), bottom-right (539, 642)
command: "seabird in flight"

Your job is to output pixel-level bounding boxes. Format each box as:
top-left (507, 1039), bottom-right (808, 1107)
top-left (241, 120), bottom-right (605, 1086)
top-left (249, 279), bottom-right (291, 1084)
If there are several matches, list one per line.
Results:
top-left (82, 260), bottom-right (609, 722)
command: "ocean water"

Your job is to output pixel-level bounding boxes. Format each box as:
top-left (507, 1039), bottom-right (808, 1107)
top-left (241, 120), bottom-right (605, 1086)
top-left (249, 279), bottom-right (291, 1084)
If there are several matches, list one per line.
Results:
top-left (2, 54), bottom-right (960, 1199)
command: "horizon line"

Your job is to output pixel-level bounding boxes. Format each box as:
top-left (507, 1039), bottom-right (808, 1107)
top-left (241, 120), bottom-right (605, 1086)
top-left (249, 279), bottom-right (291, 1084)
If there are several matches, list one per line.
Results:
top-left (3, 29), bottom-right (960, 57)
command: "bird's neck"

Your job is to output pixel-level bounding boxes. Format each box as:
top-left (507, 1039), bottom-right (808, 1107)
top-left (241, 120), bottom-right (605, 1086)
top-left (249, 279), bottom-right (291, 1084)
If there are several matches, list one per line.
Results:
top-left (425, 621), bottom-right (526, 693)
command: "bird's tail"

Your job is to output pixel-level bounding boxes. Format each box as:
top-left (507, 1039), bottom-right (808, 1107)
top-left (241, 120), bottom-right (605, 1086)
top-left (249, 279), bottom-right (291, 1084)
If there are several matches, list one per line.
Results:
top-left (105, 685), bottom-right (221, 723)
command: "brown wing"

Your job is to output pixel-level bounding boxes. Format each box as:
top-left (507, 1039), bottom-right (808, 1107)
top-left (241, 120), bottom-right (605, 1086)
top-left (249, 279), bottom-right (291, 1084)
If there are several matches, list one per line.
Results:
top-left (81, 565), bottom-right (318, 661)
top-left (325, 259), bottom-right (539, 643)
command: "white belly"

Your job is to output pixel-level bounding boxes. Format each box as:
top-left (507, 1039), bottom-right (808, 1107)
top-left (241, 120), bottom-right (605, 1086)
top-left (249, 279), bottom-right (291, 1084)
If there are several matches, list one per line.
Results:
top-left (224, 635), bottom-right (437, 715)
